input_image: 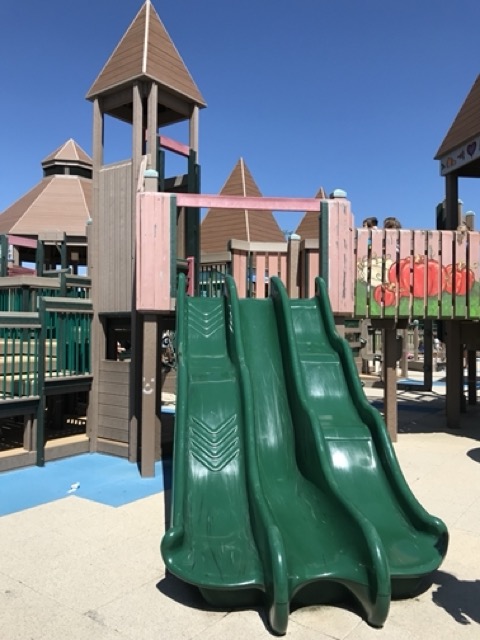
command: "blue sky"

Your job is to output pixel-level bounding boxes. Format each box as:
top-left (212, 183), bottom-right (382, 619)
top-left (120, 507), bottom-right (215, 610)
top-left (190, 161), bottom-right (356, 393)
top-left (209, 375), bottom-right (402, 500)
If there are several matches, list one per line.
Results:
top-left (1, 0), bottom-right (480, 233)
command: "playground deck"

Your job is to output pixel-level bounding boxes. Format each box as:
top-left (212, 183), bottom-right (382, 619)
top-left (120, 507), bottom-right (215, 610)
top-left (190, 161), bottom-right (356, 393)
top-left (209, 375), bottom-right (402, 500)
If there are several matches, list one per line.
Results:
top-left (0, 383), bottom-right (479, 639)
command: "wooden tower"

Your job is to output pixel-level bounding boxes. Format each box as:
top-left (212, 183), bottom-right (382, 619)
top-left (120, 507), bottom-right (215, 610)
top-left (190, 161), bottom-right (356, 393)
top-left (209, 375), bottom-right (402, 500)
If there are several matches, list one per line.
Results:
top-left (85, 1), bottom-right (206, 473)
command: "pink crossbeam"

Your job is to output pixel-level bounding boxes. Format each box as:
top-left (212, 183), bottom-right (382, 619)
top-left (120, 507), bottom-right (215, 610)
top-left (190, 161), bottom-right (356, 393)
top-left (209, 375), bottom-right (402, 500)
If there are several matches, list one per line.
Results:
top-left (175, 193), bottom-right (321, 212)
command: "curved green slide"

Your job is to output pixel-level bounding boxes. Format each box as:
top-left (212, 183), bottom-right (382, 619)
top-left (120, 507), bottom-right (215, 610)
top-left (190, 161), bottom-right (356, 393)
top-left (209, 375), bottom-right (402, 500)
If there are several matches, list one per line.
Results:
top-left (162, 274), bottom-right (448, 635)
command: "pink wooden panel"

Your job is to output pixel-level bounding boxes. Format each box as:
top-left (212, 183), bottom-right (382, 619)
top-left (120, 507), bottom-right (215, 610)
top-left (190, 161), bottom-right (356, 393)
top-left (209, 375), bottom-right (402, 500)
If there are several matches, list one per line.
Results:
top-left (136, 193), bottom-right (171, 311)
top-left (279, 254), bottom-right (287, 285)
top-left (256, 254), bottom-right (266, 299)
top-left (337, 202), bottom-right (355, 314)
top-left (412, 231), bottom-right (428, 316)
top-left (468, 231), bottom-right (480, 318)
top-left (426, 231), bottom-right (442, 317)
top-left (326, 202), bottom-right (340, 311)
top-left (397, 230), bottom-right (413, 318)
top-left (454, 230), bottom-right (468, 317)
top-left (441, 231), bottom-right (454, 317)
top-left (268, 253), bottom-right (278, 278)
top-left (308, 251), bottom-right (317, 298)
top-left (383, 230), bottom-right (398, 318)
top-left (369, 230), bottom-right (384, 317)
top-left (354, 228), bottom-right (370, 317)
top-left (232, 250), bottom-right (247, 298)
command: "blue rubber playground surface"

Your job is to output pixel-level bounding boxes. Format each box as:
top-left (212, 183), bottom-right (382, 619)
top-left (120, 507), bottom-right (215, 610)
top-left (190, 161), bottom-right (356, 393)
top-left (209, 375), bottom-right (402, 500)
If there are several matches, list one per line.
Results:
top-left (0, 453), bottom-right (171, 517)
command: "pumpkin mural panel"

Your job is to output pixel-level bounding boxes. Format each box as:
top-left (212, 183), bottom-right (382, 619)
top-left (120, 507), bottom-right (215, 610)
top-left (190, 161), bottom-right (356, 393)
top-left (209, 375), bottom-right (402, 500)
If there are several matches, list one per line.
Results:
top-left (355, 252), bottom-right (475, 319)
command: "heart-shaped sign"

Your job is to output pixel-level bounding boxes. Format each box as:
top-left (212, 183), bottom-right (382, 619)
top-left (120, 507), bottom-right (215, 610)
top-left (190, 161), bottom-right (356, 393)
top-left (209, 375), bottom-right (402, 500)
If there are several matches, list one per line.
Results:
top-left (467, 141), bottom-right (477, 157)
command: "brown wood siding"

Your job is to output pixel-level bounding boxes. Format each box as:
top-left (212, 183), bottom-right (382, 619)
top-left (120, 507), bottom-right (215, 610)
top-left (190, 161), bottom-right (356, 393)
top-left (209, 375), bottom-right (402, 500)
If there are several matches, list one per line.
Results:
top-left (436, 74), bottom-right (480, 158)
top-left (97, 161), bottom-right (133, 313)
top-left (97, 360), bottom-right (130, 443)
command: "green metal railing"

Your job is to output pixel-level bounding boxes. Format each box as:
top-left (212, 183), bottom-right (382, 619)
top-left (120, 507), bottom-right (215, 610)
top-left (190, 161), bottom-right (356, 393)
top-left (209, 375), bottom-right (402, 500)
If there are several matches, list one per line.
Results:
top-left (0, 313), bottom-right (41, 399)
top-left (0, 299), bottom-right (92, 402)
top-left (199, 263), bottom-right (230, 298)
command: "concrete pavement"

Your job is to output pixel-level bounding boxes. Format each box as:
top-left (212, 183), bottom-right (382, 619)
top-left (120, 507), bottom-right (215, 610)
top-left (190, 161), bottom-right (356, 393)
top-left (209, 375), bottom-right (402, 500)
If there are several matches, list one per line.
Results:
top-left (1, 384), bottom-right (480, 639)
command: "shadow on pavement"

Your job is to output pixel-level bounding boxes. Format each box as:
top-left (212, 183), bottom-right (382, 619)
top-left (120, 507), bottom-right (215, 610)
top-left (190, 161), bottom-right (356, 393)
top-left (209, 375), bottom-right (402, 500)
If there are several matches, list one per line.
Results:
top-left (431, 570), bottom-right (480, 625)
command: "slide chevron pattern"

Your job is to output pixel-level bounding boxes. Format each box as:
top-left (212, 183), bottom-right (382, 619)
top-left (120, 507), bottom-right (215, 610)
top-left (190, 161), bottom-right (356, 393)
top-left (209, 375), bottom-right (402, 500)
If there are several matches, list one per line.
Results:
top-left (188, 306), bottom-right (224, 338)
top-left (190, 414), bottom-right (239, 472)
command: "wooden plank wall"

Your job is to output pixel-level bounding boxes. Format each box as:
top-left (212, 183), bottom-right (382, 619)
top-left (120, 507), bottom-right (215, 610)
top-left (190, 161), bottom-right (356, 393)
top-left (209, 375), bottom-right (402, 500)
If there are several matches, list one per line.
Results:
top-left (97, 161), bottom-right (133, 313)
top-left (97, 360), bottom-right (129, 443)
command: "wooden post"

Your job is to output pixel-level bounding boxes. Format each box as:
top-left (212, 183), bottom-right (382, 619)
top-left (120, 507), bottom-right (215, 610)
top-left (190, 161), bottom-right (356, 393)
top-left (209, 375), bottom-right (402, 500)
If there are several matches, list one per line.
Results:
top-left (383, 326), bottom-right (398, 442)
top-left (286, 233), bottom-right (300, 298)
top-left (87, 96), bottom-right (104, 454)
top-left (445, 320), bottom-right (463, 428)
top-left (400, 328), bottom-right (409, 378)
top-left (140, 314), bottom-right (159, 477)
top-left (423, 320), bottom-right (433, 391)
top-left (445, 174), bottom-right (460, 229)
top-left (467, 350), bottom-right (477, 405)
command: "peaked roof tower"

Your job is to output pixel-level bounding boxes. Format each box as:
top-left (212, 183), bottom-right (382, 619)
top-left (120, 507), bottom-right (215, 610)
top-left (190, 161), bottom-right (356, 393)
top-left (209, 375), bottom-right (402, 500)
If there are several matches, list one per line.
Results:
top-left (0, 140), bottom-right (92, 237)
top-left (201, 159), bottom-right (285, 254)
top-left (435, 75), bottom-right (480, 160)
top-left (86, 0), bottom-right (205, 125)
top-left (294, 187), bottom-right (327, 238)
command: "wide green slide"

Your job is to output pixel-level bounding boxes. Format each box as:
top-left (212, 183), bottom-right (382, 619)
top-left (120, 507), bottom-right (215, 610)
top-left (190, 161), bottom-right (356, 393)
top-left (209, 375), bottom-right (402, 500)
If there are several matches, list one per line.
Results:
top-left (161, 274), bottom-right (448, 635)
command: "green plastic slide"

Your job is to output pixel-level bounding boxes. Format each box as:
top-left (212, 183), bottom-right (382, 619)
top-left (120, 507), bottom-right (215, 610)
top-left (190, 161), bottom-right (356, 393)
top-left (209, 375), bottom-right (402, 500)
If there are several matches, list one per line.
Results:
top-left (161, 274), bottom-right (448, 635)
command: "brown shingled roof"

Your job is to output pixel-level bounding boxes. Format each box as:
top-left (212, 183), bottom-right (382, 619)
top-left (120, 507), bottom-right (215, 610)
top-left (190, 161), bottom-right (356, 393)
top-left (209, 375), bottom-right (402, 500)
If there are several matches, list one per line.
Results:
top-left (42, 139), bottom-right (92, 168)
top-left (435, 75), bottom-right (480, 159)
top-left (0, 140), bottom-right (92, 237)
top-left (294, 187), bottom-right (325, 239)
top-left (201, 159), bottom-right (285, 254)
top-left (86, 1), bottom-right (205, 107)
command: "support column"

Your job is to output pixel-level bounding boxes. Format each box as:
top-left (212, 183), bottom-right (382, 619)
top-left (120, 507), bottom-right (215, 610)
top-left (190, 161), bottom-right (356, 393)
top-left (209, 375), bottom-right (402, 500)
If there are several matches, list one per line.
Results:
top-left (140, 315), bottom-right (160, 477)
top-left (147, 82), bottom-right (158, 170)
top-left (445, 173), bottom-right (460, 229)
top-left (129, 81), bottom-right (145, 463)
top-left (87, 97), bottom-right (104, 453)
top-left (286, 234), bottom-right (300, 298)
top-left (445, 320), bottom-right (463, 428)
top-left (383, 327), bottom-right (398, 442)
top-left (423, 320), bottom-right (433, 392)
top-left (467, 350), bottom-right (477, 405)
top-left (400, 328), bottom-right (409, 378)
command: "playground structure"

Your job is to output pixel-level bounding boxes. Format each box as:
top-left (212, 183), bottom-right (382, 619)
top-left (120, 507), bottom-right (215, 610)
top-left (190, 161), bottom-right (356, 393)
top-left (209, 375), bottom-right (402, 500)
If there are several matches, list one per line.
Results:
top-left (161, 272), bottom-right (448, 634)
top-left (0, 0), bottom-right (478, 472)
top-left (2, 0), bottom-right (476, 629)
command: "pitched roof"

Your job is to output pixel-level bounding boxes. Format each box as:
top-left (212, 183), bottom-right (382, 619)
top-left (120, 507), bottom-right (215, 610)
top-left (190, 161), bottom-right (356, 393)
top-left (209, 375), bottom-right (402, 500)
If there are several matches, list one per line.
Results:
top-left (201, 158), bottom-right (285, 254)
top-left (0, 140), bottom-right (92, 237)
top-left (294, 187), bottom-right (326, 239)
top-left (435, 75), bottom-right (480, 159)
top-left (42, 139), bottom-right (92, 168)
top-left (86, 1), bottom-right (205, 107)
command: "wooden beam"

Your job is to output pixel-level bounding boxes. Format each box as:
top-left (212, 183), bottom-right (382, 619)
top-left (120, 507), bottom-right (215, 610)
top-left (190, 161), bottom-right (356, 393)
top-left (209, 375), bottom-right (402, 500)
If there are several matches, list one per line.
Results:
top-left (175, 193), bottom-right (321, 212)
top-left (7, 235), bottom-right (37, 249)
top-left (383, 328), bottom-right (398, 442)
top-left (147, 83), bottom-right (158, 170)
top-left (159, 135), bottom-right (190, 157)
